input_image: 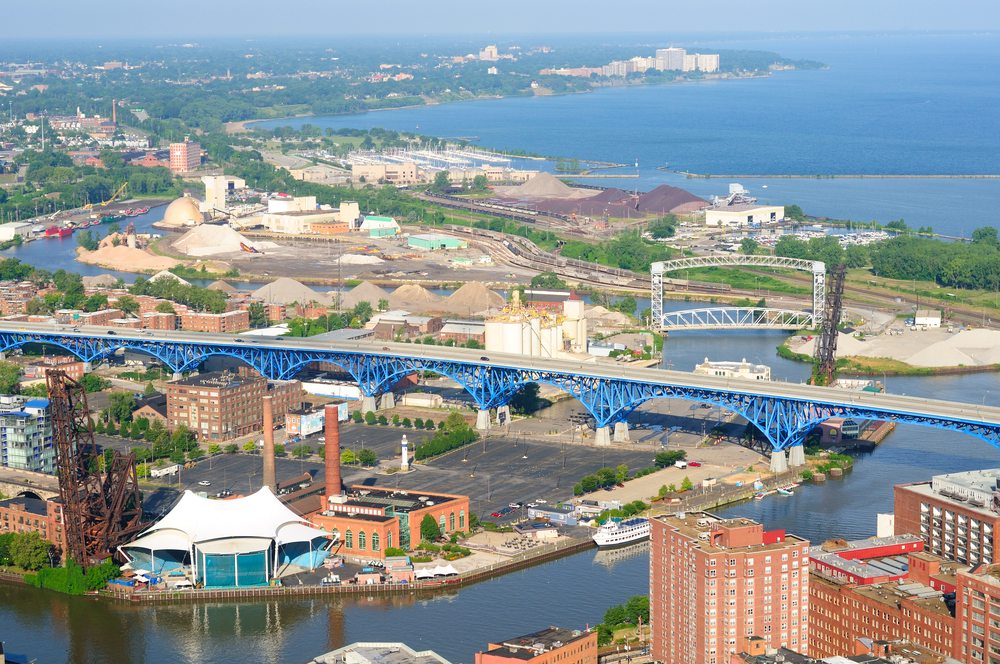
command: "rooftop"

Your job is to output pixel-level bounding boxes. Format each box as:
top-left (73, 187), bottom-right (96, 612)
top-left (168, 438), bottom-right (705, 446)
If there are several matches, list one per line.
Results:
top-left (483, 626), bottom-right (591, 661)
top-left (657, 512), bottom-right (807, 553)
top-left (341, 486), bottom-right (462, 514)
top-left (0, 495), bottom-right (50, 517)
top-left (310, 642), bottom-right (452, 664)
top-left (901, 469), bottom-right (1000, 514)
top-left (170, 370), bottom-right (259, 390)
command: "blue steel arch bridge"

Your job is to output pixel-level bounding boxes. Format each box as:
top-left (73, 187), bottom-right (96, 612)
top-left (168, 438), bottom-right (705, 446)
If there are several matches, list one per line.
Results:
top-left (3, 323), bottom-right (999, 473)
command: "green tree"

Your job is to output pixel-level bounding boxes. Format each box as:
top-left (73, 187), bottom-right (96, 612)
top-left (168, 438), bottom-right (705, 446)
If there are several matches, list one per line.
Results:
top-left (740, 238), bottom-right (761, 255)
top-left (143, 382), bottom-right (157, 397)
top-left (224, 443), bottom-right (239, 454)
top-left (377, 298), bottom-right (389, 312)
top-left (377, 414), bottom-right (388, 426)
top-left (0, 361), bottom-right (22, 394)
top-left (154, 301), bottom-right (176, 314)
top-left (364, 411), bottom-right (377, 425)
top-left (115, 295), bottom-right (139, 317)
top-left (529, 272), bottom-right (567, 289)
top-left (509, 382), bottom-right (542, 415)
top-left (273, 444), bottom-right (286, 457)
top-left (472, 174), bottom-right (489, 191)
top-left (207, 443), bottom-right (221, 455)
top-left (420, 514), bottom-right (442, 542)
top-left (352, 410), bottom-right (363, 423)
top-left (248, 301), bottom-right (268, 328)
top-left (108, 391), bottom-right (136, 423)
top-left (615, 463), bottom-right (629, 483)
top-left (647, 214), bottom-right (678, 239)
top-left (341, 448), bottom-right (357, 464)
top-left (293, 445), bottom-right (313, 459)
top-left (680, 476), bottom-right (694, 491)
top-left (242, 440), bottom-right (257, 452)
top-left (430, 170), bottom-right (451, 193)
top-left (10, 531), bottom-right (51, 570)
top-left (402, 417), bottom-right (412, 428)
top-left (357, 448), bottom-right (378, 466)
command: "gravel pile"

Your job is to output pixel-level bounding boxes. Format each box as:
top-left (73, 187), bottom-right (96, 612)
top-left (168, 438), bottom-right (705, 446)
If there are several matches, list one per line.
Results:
top-left (77, 245), bottom-right (180, 272)
top-left (173, 224), bottom-right (277, 257)
top-left (389, 284), bottom-right (443, 311)
top-left (251, 277), bottom-right (330, 305)
top-left (340, 281), bottom-right (391, 309)
top-left (636, 185), bottom-right (707, 214)
top-left (445, 282), bottom-right (505, 315)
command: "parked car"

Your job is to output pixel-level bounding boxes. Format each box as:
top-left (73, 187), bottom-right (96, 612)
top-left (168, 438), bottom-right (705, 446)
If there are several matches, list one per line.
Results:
top-left (490, 511), bottom-right (502, 518)
top-left (688, 461), bottom-right (702, 467)
top-left (527, 502), bottom-right (538, 508)
top-left (198, 480), bottom-right (211, 486)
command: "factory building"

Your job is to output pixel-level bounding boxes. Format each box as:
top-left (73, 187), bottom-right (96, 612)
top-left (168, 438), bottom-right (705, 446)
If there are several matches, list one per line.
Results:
top-left (200, 175), bottom-right (246, 216)
top-left (360, 216), bottom-right (400, 238)
top-left (407, 234), bottom-right (468, 251)
top-left (705, 205), bottom-right (785, 227)
top-left (484, 292), bottom-right (587, 357)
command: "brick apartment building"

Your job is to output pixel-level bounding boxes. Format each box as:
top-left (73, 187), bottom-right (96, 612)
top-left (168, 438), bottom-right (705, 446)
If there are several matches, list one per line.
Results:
top-left (22, 355), bottom-right (86, 382)
top-left (165, 371), bottom-right (302, 441)
top-left (180, 310), bottom-right (250, 333)
top-left (474, 626), bottom-right (597, 664)
top-left (954, 564), bottom-right (1000, 664)
top-left (895, 469), bottom-right (1000, 565)
top-left (0, 495), bottom-right (66, 554)
top-left (0, 281), bottom-right (38, 315)
top-left (650, 513), bottom-right (810, 664)
top-left (807, 535), bottom-right (958, 659)
top-left (142, 311), bottom-right (177, 330)
top-left (169, 139), bottom-right (201, 173)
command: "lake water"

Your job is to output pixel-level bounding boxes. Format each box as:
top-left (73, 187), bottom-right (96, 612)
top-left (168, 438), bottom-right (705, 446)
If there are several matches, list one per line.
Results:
top-left (256, 32), bottom-right (1000, 236)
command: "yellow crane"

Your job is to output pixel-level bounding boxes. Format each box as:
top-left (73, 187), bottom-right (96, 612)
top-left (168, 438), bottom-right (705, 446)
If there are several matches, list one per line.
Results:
top-left (82, 182), bottom-right (127, 210)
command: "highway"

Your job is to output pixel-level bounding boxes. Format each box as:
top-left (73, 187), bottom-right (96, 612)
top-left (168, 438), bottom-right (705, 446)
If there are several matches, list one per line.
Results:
top-left (4, 321), bottom-right (1000, 428)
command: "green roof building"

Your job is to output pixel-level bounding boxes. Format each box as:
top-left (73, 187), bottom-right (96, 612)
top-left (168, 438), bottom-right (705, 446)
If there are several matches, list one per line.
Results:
top-left (407, 234), bottom-right (467, 251)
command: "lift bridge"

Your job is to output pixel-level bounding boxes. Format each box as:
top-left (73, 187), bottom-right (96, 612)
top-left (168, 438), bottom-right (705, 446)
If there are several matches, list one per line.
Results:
top-left (3, 323), bottom-right (1000, 473)
top-left (651, 256), bottom-right (825, 331)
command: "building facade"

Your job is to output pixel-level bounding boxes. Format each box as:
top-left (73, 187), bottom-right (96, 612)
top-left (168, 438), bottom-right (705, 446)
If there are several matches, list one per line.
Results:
top-left (169, 140), bottom-right (201, 174)
top-left (650, 513), bottom-right (810, 664)
top-left (0, 396), bottom-right (54, 473)
top-left (0, 495), bottom-right (66, 554)
top-left (894, 469), bottom-right (1000, 565)
top-left (475, 627), bottom-right (597, 664)
top-left (180, 310), bottom-right (250, 333)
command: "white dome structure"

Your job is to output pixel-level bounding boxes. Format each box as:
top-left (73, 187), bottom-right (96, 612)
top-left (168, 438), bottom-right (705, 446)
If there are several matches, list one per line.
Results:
top-left (160, 195), bottom-right (205, 227)
top-left (120, 487), bottom-right (330, 587)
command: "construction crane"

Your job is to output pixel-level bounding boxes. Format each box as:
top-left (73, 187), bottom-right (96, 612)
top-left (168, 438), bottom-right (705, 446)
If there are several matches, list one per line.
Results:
top-left (82, 182), bottom-right (127, 211)
top-left (47, 371), bottom-right (144, 568)
top-left (811, 264), bottom-right (847, 386)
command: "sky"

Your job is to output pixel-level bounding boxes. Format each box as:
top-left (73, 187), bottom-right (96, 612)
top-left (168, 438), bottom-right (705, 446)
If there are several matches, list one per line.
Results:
top-left (1, 0), bottom-right (998, 39)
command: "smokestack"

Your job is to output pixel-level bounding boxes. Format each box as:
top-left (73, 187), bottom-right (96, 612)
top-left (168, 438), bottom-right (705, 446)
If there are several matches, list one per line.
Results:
top-left (262, 396), bottom-right (276, 493)
top-left (324, 404), bottom-right (343, 502)
top-left (112, 98), bottom-right (116, 124)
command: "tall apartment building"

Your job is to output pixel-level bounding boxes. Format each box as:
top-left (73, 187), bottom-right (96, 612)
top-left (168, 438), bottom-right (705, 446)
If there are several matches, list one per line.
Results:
top-left (807, 535), bottom-right (958, 659)
top-left (895, 469), bottom-right (1000, 565)
top-left (655, 47), bottom-right (686, 71)
top-left (169, 139), bottom-right (201, 174)
top-left (0, 396), bottom-right (54, 473)
top-left (180, 309), bottom-right (250, 333)
top-left (650, 513), bottom-right (810, 664)
top-left (166, 371), bottom-right (302, 441)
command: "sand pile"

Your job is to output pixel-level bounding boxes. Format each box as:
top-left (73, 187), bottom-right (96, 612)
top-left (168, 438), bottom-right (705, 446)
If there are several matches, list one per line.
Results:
top-left (252, 277), bottom-right (330, 305)
top-left (497, 172), bottom-right (593, 200)
top-left (149, 270), bottom-right (190, 285)
top-left (445, 282), bottom-right (505, 315)
top-left (207, 280), bottom-right (238, 293)
top-left (338, 254), bottom-right (385, 265)
top-left (173, 224), bottom-right (278, 257)
top-left (77, 245), bottom-right (179, 272)
top-left (82, 274), bottom-right (119, 288)
top-left (584, 305), bottom-right (631, 327)
top-left (340, 281), bottom-right (391, 309)
top-left (389, 284), bottom-right (443, 311)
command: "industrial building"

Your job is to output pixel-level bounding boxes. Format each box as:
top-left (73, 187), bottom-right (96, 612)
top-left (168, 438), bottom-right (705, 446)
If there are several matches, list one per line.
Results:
top-left (705, 205), bottom-right (785, 227)
top-left (474, 626), bottom-right (597, 664)
top-left (120, 487), bottom-right (331, 586)
top-left (360, 216), bottom-right (400, 238)
top-left (407, 234), bottom-right (468, 251)
top-left (650, 513), bottom-right (810, 664)
top-left (914, 310), bottom-right (942, 328)
top-left (0, 396), bottom-right (54, 473)
top-left (165, 371), bottom-right (303, 442)
top-left (894, 469), bottom-right (1000, 565)
top-left (484, 292), bottom-right (587, 357)
top-left (694, 357), bottom-right (772, 381)
top-left (200, 175), bottom-right (246, 216)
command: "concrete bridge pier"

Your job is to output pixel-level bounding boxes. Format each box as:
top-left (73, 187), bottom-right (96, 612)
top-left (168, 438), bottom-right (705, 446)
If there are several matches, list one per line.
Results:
top-left (595, 426), bottom-right (612, 447)
top-left (787, 445), bottom-right (806, 467)
top-left (380, 392), bottom-right (395, 410)
top-left (476, 408), bottom-right (491, 431)
top-left (770, 450), bottom-right (788, 473)
top-left (613, 422), bottom-right (630, 443)
top-left (495, 405), bottom-right (510, 427)
top-left (361, 396), bottom-right (378, 413)
top-left (82, 361), bottom-right (92, 373)
top-left (172, 372), bottom-right (183, 381)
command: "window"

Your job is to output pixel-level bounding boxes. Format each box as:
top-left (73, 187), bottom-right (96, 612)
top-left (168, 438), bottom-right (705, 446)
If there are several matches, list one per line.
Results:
top-left (459, 511), bottom-right (465, 529)
top-left (345, 529), bottom-right (353, 548)
top-left (387, 531), bottom-right (392, 549)
top-left (450, 512), bottom-right (455, 531)
top-left (372, 532), bottom-right (380, 551)
top-left (440, 515), bottom-right (446, 531)
top-left (358, 531), bottom-right (367, 550)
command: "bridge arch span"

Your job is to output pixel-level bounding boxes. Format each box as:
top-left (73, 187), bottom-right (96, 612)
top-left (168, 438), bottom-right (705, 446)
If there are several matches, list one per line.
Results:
top-left (650, 254), bottom-right (825, 332)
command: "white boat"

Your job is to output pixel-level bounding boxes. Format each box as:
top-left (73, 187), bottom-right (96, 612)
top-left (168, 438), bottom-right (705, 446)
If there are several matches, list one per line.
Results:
top-left (592, 518), bottom-right (651, 548)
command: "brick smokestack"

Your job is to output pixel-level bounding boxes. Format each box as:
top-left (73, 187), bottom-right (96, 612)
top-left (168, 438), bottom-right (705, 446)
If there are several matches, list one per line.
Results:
top-left (262, 395), bottom-right (277, 493)
top-left (324, 404), bottom-right (343, 502)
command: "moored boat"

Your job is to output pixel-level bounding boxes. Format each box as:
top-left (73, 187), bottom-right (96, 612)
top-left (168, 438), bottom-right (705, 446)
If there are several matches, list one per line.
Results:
top-left (592, 517), bottom-right (650, 548)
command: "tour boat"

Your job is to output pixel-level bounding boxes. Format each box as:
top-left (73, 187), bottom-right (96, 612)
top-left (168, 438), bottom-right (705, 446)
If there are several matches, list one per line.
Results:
top-left (592, 518), bottom-right (650, 548)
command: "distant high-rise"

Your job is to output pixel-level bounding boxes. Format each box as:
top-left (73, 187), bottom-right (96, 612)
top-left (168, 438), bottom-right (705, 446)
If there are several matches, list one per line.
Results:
top-left (650, 512), bottom-right (810, 664)
top-left (655, 47), bottom-right (686, 71)
top-left (694, 53), bottom-right (720, 73)
top-left (479, 44), bottom-right (500, 62)
top-left (169, 139), bottom-right (201, 174)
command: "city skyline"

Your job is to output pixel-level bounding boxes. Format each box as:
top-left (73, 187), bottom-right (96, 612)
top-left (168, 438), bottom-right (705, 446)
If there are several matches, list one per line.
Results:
top-left (0, 0), bottom-right (998, 39)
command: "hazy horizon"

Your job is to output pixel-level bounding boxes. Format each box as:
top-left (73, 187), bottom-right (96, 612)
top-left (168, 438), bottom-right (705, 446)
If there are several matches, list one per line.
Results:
top-left (1, 0), bottom-right (998, 39)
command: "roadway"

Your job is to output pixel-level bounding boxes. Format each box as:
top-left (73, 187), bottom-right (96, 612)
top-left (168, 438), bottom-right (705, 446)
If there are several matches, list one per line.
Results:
top-left (5, 321), bottom-right (1000, 428)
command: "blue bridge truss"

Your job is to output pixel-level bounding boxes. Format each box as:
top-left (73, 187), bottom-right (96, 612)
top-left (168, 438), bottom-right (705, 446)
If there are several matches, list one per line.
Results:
top-left (3, 328), bottom-right (999, 455)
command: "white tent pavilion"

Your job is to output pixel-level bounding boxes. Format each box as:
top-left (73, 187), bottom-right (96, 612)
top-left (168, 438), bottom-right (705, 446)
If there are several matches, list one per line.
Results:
top-left (120, 487), bottom-right (330, 587)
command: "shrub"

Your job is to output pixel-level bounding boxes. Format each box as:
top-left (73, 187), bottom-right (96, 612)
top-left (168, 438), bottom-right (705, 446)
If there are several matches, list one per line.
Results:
top-left (364, 411), bottom-right (377, 425)
top-left (377, 415), bottom-right (388, 426)
top-left (402, 417), bottom-right (412, 428)
top-left (414, 418), bottom-right (425, 429)
top-left (411, 555), bottom-right (433, 563)
top-left (384, 547), bottom-right (407, 557)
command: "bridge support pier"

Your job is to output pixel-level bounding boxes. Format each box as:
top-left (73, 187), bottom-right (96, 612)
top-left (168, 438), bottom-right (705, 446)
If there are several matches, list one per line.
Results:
top-left (361, 396), bottom-right (378, 413)
top-left (495, 405), bottom-right (510, 427)
top-left (172, 372), bottom-right (183, 381)
top-left (769, 450), bottom-right (788, 474)
top-left (613, 422), bottom-right (630, 443)
top-left (82, 361), bottom-right (92, 374)
top-left (380, 392), bottom-right (395, 410)
top-left (787, 445), bottom-right (806, 467)
top-left (476, 409), bottom-right (491, 431)
top-left (595, 426), bottom-right (612, 447)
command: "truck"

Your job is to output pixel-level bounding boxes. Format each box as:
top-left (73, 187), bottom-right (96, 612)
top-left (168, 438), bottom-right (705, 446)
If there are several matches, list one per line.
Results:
top-left (150, 464), bottom-right (181, 478)
top-left (674, 460), bottom-right (688, 469)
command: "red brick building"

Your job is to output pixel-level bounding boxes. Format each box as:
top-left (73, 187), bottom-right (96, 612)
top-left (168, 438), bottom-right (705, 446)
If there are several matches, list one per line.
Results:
top-left (142, 311), bottom-right (177, 330)
top-left (0, 281), bottom-right (38, 316)
top-left (165, 371), bottom-right (302, 441)
top-left (0, 495), bottom-right (66, 555)
top-left (954, 564), bottom-right (1000, 664)
top-left (475, 626), bottom-right (597, 664)
top-left (22, 356), bottom-right (86, 382)
top-left (895, 469), bottom-right (1000, 566)
top-left (180, 310), bottom-right (250, 333)
top-left (169, 139), bottom-right (201, 174)
top-left (650, 513), bottom-right (810, 664)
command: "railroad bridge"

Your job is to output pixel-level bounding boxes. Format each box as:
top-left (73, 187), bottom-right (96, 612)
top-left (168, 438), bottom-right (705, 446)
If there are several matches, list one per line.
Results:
top-left (3, 324), bottom-right (999, 474)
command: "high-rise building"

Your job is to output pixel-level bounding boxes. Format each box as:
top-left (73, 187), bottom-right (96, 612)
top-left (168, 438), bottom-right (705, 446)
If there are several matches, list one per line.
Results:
top-left (696, 53), bottom-right (720, 73)
top-left (479, 44), bottom-right (500, 62)
top-left (169, 139), bottom-right (201, 174)
top-left (650, 513), bottom-right (810, 664)
top-left (895, 469), bottom-right (1000, 565)
top-left (655, 47), bottom-right (686, 71)
top-left (0, 396), bottom-right (54, 473)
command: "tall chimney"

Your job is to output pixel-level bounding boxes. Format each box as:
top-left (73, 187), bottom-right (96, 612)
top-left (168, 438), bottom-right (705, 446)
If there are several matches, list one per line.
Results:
top-left (111, 98), bottom-right (116, 124)
top-left (324, 404), bottom-right (343, 502)
top-left (261, 396), bottom-right (276, 493)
